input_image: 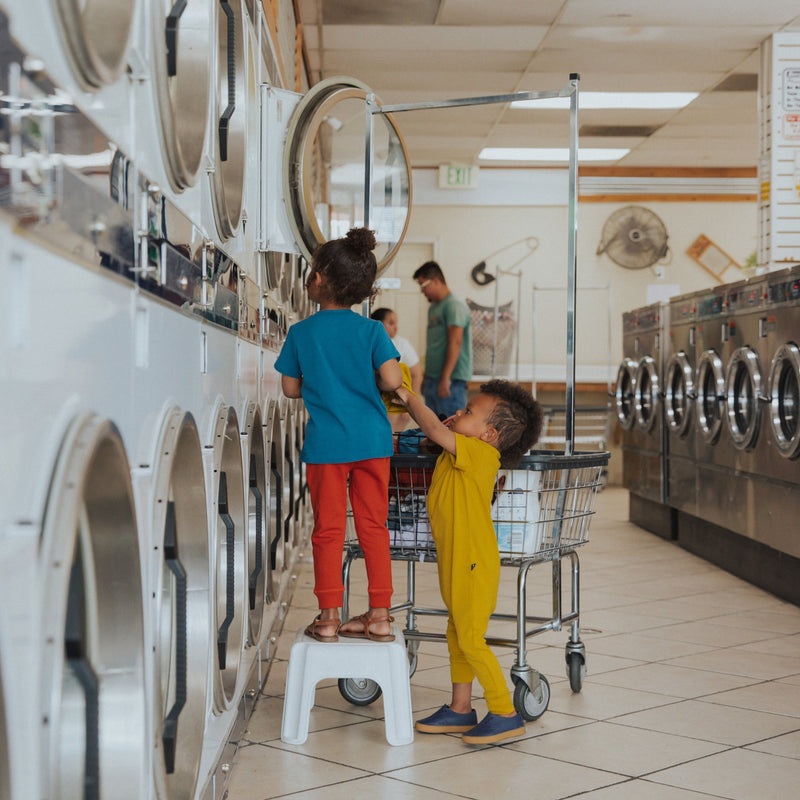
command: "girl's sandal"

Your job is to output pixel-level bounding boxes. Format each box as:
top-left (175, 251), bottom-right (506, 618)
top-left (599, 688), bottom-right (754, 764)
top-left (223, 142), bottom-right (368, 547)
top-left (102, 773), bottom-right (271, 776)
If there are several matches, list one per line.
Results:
top-left (304, 614), bottom-right (341, 642)
top-left (339, 612), bottom-right (395, 642)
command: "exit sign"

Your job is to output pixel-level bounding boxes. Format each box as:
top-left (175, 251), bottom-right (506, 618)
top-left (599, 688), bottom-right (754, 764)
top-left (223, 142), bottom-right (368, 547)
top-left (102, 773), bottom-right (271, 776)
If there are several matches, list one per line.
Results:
top-left (438, 164), bottom-right (479, 189)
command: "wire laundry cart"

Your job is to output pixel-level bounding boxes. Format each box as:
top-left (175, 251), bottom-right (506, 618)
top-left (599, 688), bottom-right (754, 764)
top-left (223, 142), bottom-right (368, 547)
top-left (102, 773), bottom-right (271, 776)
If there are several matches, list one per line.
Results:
top-left (340, 447), bottom-right (609, 720)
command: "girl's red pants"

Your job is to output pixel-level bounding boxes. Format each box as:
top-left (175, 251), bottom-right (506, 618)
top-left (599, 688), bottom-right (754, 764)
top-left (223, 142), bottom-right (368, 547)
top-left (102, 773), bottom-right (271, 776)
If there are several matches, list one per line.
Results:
top-left (305, 458), bottom-right (393, 610)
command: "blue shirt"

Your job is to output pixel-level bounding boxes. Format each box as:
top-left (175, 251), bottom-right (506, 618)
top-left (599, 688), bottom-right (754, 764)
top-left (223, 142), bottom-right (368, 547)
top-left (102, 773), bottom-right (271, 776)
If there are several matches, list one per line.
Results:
top-left (275, 310), bottom-right (400, 463)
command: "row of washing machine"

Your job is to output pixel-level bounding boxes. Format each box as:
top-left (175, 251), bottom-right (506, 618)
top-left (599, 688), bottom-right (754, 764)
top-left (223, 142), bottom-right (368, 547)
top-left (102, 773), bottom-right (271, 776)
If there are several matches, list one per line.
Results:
top-left (617, 264), bottom-right (800, 563)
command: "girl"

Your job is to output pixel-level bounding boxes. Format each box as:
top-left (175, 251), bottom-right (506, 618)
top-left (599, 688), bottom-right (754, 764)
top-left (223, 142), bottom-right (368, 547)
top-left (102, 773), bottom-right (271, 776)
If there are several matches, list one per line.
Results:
top-left (275, 228), bottom-right (402, 642)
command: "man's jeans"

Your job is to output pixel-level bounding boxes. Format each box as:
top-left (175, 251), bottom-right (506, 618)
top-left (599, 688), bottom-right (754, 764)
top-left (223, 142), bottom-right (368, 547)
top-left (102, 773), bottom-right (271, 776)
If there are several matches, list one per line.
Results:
top-left (423, 376), bottom-right (468, 420)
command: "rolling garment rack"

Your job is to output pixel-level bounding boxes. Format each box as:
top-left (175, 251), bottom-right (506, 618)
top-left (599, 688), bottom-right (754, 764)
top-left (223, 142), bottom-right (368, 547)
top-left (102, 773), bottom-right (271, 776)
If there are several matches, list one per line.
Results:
top-left (341, 76), bottom-right (611, 720)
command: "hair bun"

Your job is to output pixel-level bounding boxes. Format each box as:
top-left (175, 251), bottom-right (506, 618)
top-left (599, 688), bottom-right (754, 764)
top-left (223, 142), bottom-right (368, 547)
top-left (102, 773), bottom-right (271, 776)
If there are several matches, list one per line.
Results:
top-left (345, 227), bottom-right (377, 255)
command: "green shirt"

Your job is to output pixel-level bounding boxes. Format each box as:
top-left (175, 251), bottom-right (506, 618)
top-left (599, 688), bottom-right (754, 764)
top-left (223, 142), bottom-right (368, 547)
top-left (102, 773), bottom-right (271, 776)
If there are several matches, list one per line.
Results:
top-left (425, 292), bottom-right (472, 381)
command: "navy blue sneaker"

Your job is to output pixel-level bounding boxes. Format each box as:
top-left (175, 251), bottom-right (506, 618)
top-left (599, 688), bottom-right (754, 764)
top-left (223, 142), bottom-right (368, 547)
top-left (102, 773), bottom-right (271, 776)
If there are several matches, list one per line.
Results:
top-left (415, 705), bottom-right (478, 733)
top-left (461, 712), bottom-right (526, 744)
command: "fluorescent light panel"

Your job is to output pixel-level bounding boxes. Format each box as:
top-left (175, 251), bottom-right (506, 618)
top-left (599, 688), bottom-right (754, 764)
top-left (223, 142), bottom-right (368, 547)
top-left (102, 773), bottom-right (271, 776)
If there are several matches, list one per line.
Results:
top-left (479, 148), bottom-right (630, 162)
top-left (511, 92), bottom-right (698, 110)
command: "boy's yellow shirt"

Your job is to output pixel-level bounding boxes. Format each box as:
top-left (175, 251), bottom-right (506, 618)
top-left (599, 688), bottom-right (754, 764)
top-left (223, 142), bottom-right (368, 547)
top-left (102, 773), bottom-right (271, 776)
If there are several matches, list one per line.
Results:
top-left (426, 434), bottom-right (501, 575)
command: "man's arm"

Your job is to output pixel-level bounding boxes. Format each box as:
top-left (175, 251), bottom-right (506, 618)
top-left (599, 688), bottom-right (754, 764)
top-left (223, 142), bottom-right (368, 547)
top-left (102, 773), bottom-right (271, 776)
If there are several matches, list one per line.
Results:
top-left (396, 386), bottom-right (456, 455)
top-left (438, 325), bottom-right (464, 398)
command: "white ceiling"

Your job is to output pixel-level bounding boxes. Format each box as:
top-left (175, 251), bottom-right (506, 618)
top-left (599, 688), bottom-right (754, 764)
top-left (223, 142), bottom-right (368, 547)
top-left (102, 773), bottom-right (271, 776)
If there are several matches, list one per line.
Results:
top-left (295, 0), bottom-right (800, 169)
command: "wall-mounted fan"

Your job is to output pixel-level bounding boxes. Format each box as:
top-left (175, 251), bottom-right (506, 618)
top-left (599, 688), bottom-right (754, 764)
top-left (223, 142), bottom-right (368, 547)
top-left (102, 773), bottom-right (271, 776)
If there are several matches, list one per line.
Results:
top-left (596, 206), bottom-right (669, 269)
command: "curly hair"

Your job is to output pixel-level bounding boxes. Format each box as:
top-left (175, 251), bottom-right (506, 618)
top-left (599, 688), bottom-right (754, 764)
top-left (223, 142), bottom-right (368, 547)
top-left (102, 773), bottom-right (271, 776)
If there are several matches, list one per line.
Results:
top-left (481, 380), bottom-right (543, 468)
top-left (312, 227), bottom-right (378, 307)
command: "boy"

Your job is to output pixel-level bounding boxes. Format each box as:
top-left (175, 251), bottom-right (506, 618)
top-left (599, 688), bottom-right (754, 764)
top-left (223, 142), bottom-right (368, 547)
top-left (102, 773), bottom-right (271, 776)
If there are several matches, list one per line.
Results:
top-left (395, 380), bottom-right (543, 744)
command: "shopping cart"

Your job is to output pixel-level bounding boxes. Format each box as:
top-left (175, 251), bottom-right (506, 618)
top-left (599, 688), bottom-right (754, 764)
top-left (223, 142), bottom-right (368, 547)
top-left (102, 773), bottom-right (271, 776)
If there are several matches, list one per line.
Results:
top-left (339, 447), bottom-right (610, 721)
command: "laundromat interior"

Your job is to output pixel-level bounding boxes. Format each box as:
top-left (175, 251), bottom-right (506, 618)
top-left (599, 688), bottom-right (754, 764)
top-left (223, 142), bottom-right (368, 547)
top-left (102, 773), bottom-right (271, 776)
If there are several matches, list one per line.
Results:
top-left (2, 1), bottom-right (800, 799)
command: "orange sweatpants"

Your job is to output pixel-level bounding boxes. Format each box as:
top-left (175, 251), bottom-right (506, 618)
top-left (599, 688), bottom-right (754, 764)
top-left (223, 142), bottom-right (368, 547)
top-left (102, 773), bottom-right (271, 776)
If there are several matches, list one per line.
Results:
top-left (305, 458), bottom-right (393, 610)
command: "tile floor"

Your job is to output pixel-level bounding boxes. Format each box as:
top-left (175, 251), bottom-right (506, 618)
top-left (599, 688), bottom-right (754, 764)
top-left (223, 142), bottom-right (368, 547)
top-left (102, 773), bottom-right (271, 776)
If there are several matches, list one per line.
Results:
top-left (228, 487), bottom-right (800, 800)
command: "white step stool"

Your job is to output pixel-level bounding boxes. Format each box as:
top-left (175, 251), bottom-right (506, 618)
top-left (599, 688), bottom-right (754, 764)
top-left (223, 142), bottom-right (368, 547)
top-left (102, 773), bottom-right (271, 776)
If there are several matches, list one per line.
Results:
top-left (281, 624), bottom-right (414, 746)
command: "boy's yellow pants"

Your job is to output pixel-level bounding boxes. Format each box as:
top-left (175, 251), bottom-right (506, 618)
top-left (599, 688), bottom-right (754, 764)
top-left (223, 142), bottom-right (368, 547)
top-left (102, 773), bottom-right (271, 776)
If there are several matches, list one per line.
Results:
top-left (437, 545), bottom-right (515, 715)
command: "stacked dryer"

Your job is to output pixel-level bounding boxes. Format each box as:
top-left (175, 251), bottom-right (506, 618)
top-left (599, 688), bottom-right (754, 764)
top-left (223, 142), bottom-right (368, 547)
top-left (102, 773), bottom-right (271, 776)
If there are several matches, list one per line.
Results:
top-left (616, 302), bottom-right (668, 521)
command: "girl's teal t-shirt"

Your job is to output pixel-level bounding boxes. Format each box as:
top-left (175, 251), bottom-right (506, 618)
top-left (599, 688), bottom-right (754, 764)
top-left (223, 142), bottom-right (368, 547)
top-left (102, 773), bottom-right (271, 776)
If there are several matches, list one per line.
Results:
top-left (275, 310), bottom-right (400, 464)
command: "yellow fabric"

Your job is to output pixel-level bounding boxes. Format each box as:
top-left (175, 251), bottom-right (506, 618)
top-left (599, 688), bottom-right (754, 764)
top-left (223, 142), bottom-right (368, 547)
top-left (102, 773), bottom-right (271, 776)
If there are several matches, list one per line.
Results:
top-left (381, 361), bottom-right (417, 414)
top-left (427, 434), bottom-right (514, 715)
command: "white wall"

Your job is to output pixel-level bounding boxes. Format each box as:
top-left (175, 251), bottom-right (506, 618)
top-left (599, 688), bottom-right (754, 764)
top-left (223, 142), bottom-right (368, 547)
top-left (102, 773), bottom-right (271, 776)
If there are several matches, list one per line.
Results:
top-left (381, 169), bottom-right (758, 383)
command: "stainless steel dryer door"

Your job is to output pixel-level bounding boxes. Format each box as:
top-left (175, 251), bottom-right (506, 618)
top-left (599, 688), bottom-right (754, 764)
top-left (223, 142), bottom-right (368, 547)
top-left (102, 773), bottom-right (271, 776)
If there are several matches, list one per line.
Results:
top-left (725, 346), bottom-right (762, 451)
top-left (696, 350), bottom-right (725, 444)
top-left (52, 0), bottom-right (136, 89)
top-left (665, 351), bottom-right (694, 438)
top-left (210, 0), bottom-right (249, 239)
top-left (151, 0), bottom-right (212, 190)
top-left (283, 77), bottom-right (412, 273)
top-left (769, 342), bottom-right (800, 458)
top-left (615, 358), bottom-right (637, 430)
top-left (634, 356), bottom-right (661, 432)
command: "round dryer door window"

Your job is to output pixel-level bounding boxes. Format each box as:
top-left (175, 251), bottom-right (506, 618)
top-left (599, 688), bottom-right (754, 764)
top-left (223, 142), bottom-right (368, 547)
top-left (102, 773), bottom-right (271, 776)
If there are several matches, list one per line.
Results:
top-left (696, 350), bottom-right (725, 443)
top-left (615, 358), bottom-right (637, 430)
top-left (725, 346), bottom-right (762, 450)
top-left (283, 77), bottom-right (412, 273)
top-left (665, 352), bottom-right (694, 438)
top-left (151, 0), bottom-right (212, 190)
top-left (52, 0), bottom-right (135, 89)
top-left (634, 356), bottom-right (660, 432)
top-left (210, 0), bottom-right (251, 239)
top-left (769, 342), bottom-right (800, 458)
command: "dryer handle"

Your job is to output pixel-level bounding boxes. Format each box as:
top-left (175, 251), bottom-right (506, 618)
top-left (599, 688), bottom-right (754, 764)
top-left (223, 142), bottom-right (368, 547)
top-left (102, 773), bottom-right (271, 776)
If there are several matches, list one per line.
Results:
top-left (217, 471), bottom-right (235, 670)
top-left (165, 0), bottom-right (188, 77)
top-left (218, 1), bottom-right (236, 162)
top-left (248, 454), bottom-right (263, 611)
top-left (162, 500), bottom-right (187, 775)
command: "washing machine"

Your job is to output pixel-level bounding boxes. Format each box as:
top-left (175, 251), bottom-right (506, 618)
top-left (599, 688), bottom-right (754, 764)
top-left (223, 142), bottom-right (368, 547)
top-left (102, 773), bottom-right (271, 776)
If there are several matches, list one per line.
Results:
top-left (695, 276), bottom-right (771, 539)
top-left (754, 265), bottom-right (800, 558)
top-left (617, 302), bottom-right (667, 507)
top-left (664, 290), bottom-right (700, 515)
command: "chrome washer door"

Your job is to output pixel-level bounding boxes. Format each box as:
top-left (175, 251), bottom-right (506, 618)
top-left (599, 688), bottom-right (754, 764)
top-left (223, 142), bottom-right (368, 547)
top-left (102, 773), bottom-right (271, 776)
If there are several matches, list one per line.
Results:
top-left (665, 351), bottom-right (694, 438)
top-left (769, 342), bottom-right (800, 458)
top-left (151, 0), bottom-right (212, 190)
top-left (283, 77), bottom-right (412, 272)
top-left (615, 358), bottom-right (637, 430)
top-left (210, 0), bottom-right (248, 239)
top-left (634, 356), bottom-right (660, 432)
top-left (725, 346), bottom-right (762, 450)
top-left (696, 350), bottom-right (725, 444)
top-left (52, 0), bottom-right (135, 89)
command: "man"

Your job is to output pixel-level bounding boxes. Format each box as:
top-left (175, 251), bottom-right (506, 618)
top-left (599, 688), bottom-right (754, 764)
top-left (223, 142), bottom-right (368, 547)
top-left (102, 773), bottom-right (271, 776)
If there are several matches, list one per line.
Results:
top-left (413, 260), bottom-right (473, 418)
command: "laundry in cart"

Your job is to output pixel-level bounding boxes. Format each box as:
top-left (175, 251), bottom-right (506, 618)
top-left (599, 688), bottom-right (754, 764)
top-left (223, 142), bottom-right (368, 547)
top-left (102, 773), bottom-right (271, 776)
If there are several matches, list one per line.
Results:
top-left (493, 469), bottom-right (542, 556)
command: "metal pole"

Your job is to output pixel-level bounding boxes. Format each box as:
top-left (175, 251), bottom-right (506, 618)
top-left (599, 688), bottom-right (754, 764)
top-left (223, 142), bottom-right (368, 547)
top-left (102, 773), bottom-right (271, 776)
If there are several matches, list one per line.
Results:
top-left (492, 268), bottom-right (499, 378)
top-left (515, 270), bottom-right (522, 382)
top-left (362, 94), bottom-right (375, 319)
top-left (531, 285), bottom-right (538, 399)
top-left (364, 93), bottom-right (375, 228)
top-left (565, 74), bottom-right (580, 456)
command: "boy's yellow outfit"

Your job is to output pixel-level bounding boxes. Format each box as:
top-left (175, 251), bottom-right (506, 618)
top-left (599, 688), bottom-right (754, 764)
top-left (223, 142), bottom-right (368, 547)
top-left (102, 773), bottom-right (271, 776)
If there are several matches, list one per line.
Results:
top-left (427, 433), bottom-right (515, 715)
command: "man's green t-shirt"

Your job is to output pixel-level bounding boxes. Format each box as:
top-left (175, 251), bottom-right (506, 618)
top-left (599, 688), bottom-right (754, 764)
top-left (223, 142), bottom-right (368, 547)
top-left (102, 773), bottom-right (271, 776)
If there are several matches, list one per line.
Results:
top-left (425, 292), bottom-right (472, 381)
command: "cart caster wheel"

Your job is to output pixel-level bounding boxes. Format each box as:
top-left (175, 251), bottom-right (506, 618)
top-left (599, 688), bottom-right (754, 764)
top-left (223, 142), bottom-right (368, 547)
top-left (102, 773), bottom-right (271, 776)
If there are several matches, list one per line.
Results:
top-left (566, 653), bottom-right (586, 693)
top-left (338, 677), bottom-right (382, 706)
top-left (513, 674), bottom-right (550, 721)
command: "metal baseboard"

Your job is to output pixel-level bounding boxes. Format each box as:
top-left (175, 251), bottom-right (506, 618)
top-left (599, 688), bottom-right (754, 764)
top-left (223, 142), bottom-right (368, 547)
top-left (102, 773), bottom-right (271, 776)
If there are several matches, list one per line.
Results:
top-left (677, 511), bottom-right (800, 607)
top-left (629, 493), bottom-right (677, 540)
